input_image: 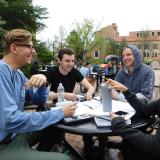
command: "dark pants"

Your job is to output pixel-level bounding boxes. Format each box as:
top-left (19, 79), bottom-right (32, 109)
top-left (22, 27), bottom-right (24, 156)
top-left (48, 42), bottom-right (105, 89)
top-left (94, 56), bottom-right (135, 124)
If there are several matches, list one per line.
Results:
top-left (0, 132), bottom-right (70, 160)
top-left (122, 141), bottom-right (158, 160)
top-left (28, 125), bottom-right (64, 151)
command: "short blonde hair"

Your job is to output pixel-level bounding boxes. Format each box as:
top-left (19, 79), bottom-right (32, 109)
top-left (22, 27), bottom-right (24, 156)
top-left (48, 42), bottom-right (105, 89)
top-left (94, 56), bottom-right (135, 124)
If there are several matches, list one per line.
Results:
top-left (2, 29), bottom-right (32, 54)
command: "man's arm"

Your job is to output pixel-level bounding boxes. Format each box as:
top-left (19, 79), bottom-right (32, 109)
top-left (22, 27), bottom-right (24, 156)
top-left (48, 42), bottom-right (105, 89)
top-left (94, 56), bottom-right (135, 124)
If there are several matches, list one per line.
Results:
top-left (115, 68), bottom-right (154, 101)
top-left (80, 78), bottom-right (95, 100)
top-left (49, 91), bottom-right (78, 101)
top-left (137, 67), bottom-right (155, 100)
top-left (111, 116), bottom-right (160, 159)
top-left (25, 74), bottom-right (49, 104)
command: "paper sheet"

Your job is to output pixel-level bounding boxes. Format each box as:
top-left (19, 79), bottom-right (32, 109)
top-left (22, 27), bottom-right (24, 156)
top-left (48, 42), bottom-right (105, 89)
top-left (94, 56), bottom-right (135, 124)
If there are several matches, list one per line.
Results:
top-left (74, 98), bottom-right (136, 121)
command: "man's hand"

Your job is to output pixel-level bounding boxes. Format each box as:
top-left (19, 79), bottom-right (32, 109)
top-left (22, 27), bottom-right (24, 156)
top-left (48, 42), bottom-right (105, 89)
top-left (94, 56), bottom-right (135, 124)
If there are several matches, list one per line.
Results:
top-left (84, 92), bottom-right (92, 100)
top-left (110, 112), bottom-right (125, 121)
top-left (107, 79), bottom-right (128, 92)
top-left (25, 74), bottom-right (47, 88)
top-left (61, 102), bottom-right (78, 117)
top-left (80, 78), bottom-right (95, 100)
top-left (64, 93), bottom-right (77, 101)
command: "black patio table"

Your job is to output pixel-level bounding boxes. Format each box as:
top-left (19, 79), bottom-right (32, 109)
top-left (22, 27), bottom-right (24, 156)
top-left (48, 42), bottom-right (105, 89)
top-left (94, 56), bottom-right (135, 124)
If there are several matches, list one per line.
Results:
top-left (53, 114), bottom-right (154, 160)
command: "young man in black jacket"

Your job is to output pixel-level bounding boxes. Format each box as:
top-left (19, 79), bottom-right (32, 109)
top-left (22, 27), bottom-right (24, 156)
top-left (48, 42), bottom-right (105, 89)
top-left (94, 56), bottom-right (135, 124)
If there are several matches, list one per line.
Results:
top-left (107, 78), bottom-right (160, 160)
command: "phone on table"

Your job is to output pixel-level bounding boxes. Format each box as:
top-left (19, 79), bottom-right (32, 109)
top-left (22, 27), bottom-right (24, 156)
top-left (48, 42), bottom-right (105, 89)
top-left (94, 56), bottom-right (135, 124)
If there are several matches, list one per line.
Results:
top-left (63, 114), bottom-right (93, 125)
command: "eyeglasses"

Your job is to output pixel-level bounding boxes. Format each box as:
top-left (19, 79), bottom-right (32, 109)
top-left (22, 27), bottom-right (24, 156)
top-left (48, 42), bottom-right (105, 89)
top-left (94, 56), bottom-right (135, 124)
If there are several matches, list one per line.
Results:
top-left (14, 44), bottom-right (34, 50)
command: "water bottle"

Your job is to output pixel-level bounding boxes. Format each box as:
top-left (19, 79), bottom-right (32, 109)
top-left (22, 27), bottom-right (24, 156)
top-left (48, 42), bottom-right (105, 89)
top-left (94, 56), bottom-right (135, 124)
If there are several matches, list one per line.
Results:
top-left (100, 83), bottom-right (112, 112)
top-left (57, 83), bottom-right (65, 102)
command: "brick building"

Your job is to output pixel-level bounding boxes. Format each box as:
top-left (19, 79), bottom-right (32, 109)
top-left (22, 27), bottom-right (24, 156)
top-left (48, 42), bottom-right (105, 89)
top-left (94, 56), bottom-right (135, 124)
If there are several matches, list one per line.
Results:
top-left (91, 23), bottom-right (160, 64)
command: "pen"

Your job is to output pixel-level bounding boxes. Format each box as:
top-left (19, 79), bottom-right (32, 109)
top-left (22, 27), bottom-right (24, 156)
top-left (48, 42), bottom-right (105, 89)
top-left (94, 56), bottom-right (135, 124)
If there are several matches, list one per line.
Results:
top-left (93, 97), bottom-right (101, 101)
top-left (95, 115), bottom-right (110, 121)
top-left (83, 104), bottom-right (94, 110)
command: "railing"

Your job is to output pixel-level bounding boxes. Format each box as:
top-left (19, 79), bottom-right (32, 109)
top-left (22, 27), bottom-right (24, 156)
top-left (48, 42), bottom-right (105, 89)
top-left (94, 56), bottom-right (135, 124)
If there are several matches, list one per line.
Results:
top-left (153, 68), bottom-right (160, 100)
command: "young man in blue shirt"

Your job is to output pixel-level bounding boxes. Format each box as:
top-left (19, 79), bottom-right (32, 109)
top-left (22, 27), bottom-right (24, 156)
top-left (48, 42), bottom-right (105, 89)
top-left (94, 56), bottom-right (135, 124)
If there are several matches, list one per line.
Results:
top-left (0, 29), bottom-right (77, 160)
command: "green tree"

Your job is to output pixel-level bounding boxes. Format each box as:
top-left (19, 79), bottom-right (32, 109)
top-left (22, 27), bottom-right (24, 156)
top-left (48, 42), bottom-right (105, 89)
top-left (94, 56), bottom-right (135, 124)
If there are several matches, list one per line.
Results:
top-left (91, 33), bottom-right (106, 58)
top-left (0, 0), bottom-right (48, 32)
top-left (0, 16), bottom-right (6, 55)
top-left (76, 19), bottom-right (96, 59)
top-left (118, 38), bottom-right (127, 55)
top-left (66, 30), bottom-right (84, 60)
top-left (66, 19), bottom-right (100, 61)
top-left (0, 0), bottom-right (49, 60)
top-left (52, 26), bottom-right (67, 53)
top-left (21, 41), bottom-right (53, 78)
top-left (106, 39), bottom-right (119, 55)
top-left (35, 41), bottom-right (53, 64)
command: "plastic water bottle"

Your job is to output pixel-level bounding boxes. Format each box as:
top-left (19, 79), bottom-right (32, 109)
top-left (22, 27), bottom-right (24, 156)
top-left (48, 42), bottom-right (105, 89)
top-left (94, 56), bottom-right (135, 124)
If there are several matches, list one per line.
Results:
top-left (57, 83), bottom-right (65, 102)
top-left (100, 82), bottom-right (112, 112)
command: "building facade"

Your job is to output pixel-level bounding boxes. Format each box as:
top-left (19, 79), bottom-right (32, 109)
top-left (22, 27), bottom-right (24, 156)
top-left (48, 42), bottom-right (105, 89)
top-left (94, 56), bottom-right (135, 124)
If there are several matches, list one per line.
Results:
top-left (92, 23), bottom-right (160, 65)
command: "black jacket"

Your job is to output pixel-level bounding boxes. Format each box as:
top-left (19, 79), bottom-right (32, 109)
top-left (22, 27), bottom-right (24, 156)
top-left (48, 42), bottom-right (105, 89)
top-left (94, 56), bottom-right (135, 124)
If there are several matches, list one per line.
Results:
top-left (111, 90), bottom-right (160, 159)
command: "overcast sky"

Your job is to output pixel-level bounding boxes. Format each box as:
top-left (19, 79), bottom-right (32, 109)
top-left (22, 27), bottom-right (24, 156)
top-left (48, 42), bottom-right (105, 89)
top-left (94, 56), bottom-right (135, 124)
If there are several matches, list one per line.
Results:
top-left (33, 0), bottom-right (160, 41)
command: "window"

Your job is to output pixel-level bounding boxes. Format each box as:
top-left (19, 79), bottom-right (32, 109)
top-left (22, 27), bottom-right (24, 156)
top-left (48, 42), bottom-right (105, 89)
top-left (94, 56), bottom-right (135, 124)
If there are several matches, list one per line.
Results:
top-left (137, 33), bottom-right (139, 37)
top-left (152, 32), bottom-right (155, 36)
top-left (158, 32), bottom-right (160, 36)
top-left (144, 44), bottom-right (149, 49)
top-left (153, 44), bottom-right (158, 49)
top-left (146, 52), bottom-right (150, 58)
top-left (155, 52), bottom-right (158, 57)
top-left (94, 50), bottom-right (99, 58)
top-left (144, 51), bottom-right (150, 58)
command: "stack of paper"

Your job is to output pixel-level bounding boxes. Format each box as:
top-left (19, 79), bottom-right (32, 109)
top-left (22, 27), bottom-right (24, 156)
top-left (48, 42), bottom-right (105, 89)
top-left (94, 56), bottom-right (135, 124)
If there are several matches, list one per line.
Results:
top-left (74, 98), bottom-right (135, 121)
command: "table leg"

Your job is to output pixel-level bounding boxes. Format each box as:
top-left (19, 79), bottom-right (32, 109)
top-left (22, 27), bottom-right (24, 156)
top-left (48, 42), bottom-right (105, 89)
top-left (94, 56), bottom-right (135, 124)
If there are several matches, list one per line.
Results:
top-left (83, 136), bottom-right (106, 160)
top-left (95, 75), bottom-right (99, 92)
top-left (99, 75), bottom-right (103, 84)
top-left (98, 136), bottom-right (106, 160)
top-left (83, 135), bottom-right (93, 159)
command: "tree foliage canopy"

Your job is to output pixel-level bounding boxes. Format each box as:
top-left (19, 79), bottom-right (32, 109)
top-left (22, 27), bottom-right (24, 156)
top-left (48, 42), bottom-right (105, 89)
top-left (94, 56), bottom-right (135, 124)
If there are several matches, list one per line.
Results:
top-left (66, 19), bottom-right (101, 61)
top-left (0, 0), bottom-right (52, 63)
top-left (34, 41), bottom-right (53, 64)
top-left (0, 0), bottom-right (48, 32)
top-left (106, 39), bottom-right (118, 55)
top-left (66, 30), bottom-right (84, 60)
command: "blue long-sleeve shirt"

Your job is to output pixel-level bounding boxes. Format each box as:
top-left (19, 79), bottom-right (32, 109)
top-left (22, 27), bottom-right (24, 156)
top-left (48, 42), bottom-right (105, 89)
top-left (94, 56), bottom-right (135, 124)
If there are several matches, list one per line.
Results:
top-left (0, 60), bottom-right (64, 142)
